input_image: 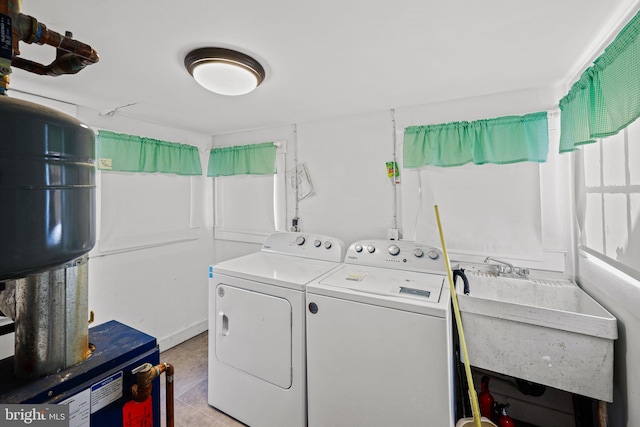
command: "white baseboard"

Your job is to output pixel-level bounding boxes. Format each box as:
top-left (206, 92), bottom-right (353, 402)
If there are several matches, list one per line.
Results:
top-left (157, 319), bottom-right (208, 352)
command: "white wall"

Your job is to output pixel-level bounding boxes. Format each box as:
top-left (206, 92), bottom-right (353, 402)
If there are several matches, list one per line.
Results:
top-left (210, 110), bottom-right (400, 258)
top-left (295, 111), bottom-right (396, 244)
top-left (214, 86), bottom-right (574, 271)
top-left (577, 252), bottom-right (640, 427)
top-left (79, 107), bottom-right (214, 351)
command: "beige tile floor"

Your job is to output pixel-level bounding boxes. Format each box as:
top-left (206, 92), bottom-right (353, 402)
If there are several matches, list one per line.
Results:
top-left (158, 331), bottom-right (246, 427)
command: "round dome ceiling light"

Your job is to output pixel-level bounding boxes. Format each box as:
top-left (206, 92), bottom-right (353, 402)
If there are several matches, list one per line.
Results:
top-left (184, 48), bottom-right (265, 96)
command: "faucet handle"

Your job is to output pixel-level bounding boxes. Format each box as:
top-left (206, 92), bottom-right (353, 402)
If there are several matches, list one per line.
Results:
top-left (502, 265), bottom-right (510, 274)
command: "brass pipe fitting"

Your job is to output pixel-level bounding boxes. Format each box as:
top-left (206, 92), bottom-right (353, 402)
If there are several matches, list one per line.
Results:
top-left (131, 363), bottom-right (166, 402)
top-left (130, 362), bottom-right (175, 427)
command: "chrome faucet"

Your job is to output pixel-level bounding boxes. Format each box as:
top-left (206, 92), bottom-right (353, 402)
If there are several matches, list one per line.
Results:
top-left (484, 256), bottom-right (513, 274)
top-left (484, 257), bottom-right (529, 277)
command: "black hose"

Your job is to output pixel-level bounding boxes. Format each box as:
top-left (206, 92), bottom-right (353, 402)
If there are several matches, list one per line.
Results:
top-left (453, 269), bottom-right (470, 295)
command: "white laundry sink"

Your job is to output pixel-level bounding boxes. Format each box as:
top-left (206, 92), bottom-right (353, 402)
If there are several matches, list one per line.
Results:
top-left (456, 271), bottom-right (617, 402)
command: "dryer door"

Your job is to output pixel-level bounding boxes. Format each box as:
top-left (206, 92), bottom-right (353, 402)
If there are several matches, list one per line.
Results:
top-left (214, 283), bottom-right (292, 389)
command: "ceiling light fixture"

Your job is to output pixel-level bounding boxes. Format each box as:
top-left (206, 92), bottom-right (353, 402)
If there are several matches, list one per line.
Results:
top-left (184, 48), bottom-right (265, 96)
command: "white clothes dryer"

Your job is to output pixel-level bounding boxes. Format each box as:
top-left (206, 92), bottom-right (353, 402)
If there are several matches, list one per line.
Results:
top-left (306, 239), bottom-right (455, 427)
top-left (208, 231), bottom-right (345, 427)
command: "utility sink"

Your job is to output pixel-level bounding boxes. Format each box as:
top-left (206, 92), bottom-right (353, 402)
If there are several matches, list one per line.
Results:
top-left (456, 270), bottom-right (617, 402)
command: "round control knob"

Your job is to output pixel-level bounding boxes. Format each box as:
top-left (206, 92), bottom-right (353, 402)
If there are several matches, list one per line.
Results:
top-left (324, 240), bottom-right (332, 249)
top-left (314, 239), bottom-right (322, 247)
top-left (414, 248), bottom-right (424, 258)
top-left (296, 236), bottom-right (305, 246)
top-left (388, 244), bottom-right (400, 256)
top-left (367, 244), bottom-right (376, 253)
top-left (427, 249), bottom-right (439, 260)
top-left (354, 244), bottom-right (363, 253)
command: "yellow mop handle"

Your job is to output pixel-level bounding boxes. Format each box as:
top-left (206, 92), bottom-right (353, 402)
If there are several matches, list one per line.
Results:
top-left (434, 205), bottom-right (482, 427)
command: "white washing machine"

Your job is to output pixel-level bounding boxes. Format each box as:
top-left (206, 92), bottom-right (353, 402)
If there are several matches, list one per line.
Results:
top-left (306, 239), bottom-right (454, 427)
top-left (208, 231), bottom-right (345, 427)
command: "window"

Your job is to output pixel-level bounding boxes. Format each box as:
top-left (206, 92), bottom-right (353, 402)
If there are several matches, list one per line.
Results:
top-left (94, 131), bottom-right (205, 253)
top-left (213, 141), bottom-right (287, 243)
top-left (400, 162), bottom-right (544, 260)
top-left (578, 117), bottom-right (640, 277)
top-left (400, 113), bottom-right (551, 262)
top-left (97, 172), bottom-right (198, 253)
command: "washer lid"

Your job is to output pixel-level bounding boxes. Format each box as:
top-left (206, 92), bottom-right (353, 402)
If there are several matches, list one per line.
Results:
top-left (212, 252), bottom-right (341, 290)
top-left (308, 264), bottom-right (450, 316)
top-left (319, 264), bottom-right (444, 303)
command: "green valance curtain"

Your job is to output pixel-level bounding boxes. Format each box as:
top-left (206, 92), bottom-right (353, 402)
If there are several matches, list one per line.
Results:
top-left (559, 10), bottom-right (640, 152)
top-left (207, 142), bottom-right (277, 177)
top-left (97, 130), bottom-right (202, 175)
top-left (403, 111), bottom-right (549, 168)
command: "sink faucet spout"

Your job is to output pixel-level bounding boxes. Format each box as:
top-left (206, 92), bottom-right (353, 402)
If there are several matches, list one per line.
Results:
top-left (484, 257), bottom-right (529, 277)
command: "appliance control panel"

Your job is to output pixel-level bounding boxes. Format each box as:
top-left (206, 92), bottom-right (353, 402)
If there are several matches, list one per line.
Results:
top-left (262, 232), bottom-right (345, 262)
top-left (345, 239), bottom-right (447, 274)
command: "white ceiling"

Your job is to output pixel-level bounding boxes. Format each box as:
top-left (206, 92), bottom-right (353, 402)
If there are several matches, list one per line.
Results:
top-left (9, 0), bottom-right (640, 135)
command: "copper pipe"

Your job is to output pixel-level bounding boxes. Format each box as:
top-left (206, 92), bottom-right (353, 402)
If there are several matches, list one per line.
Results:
top-left (0, 0), bottom-right (10, 14)
top-left (12, 45), bottom-right (96, 76)
top-left (165, 363), bottom-right (174, 427)
top-left (598, 401), bottom-right (608, 427)
top-left (12, 13), bottom-right (99, 75)
top-left (131, 362), bottom-right (175, 427)
top-left (0, 0), bottom-right (98, 87)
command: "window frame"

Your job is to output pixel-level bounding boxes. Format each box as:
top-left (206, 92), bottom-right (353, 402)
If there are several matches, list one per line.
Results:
top-left (577, 123), bottom-right (640, 281)
top-left (212, 140), bottom-right (287, 244)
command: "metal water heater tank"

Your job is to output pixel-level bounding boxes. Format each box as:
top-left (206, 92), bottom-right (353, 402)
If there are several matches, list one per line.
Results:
top-left (0, 96), bottom-right (96, 281)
